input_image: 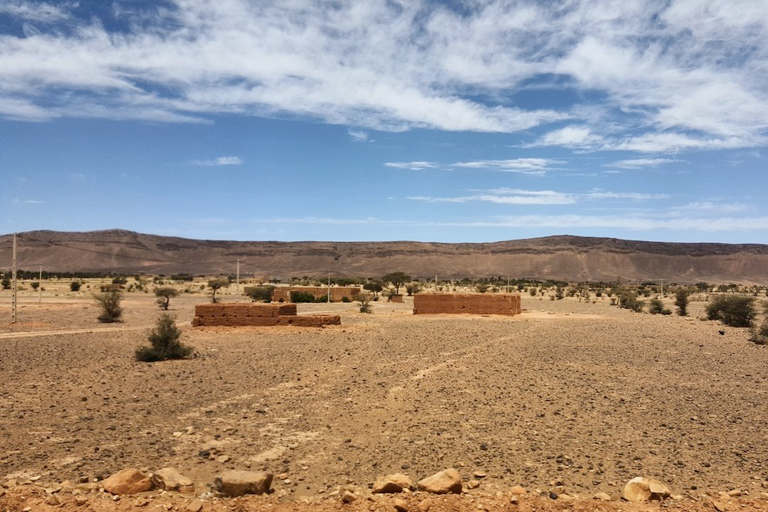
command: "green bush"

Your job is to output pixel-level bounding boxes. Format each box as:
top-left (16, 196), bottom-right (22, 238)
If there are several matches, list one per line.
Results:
top-left (135, 314), bottom-right (193, 362)
top-left (291, 291), bottom-right (317, 303)
top-left (246, 285), bottom-right (275, 303)
top-left (357, 292), bottom-right (373, 314)
top-left (618, 291), bottom-right (644, 312)
top-left (706, 295), bottom-right (756, 327)
top-left (70, 281), bottom-right (82, 292)
top-left (749, 320), bottom-right (768, 345)
top-left (94, 290), bottom-right (123, 323)
top-left (675, 289), bottom-right (689, 316)
top-left (649, 298), bottom-right (671, 315)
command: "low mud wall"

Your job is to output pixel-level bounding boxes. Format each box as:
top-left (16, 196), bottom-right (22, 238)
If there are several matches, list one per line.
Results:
top-left (272, 286), bottom-right (361, 303)
top-left (192, 303), bottom-right (340, 327)
top-left (413, 293), bottom-right (521, 316)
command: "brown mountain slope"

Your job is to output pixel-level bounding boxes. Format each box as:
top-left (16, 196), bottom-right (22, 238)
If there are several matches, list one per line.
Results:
top-left (1, 229), bottom-right (767, 283)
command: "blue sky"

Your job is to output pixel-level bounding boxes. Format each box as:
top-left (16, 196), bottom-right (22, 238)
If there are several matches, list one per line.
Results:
top-left (1, 0), bottom-right (767, 243)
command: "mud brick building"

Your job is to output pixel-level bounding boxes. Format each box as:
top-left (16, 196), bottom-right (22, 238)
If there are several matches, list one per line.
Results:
top-left (272, 286), bottom-right (361, 303)
top-left (192, 303), bottom-right (340, 327)
top-left (413, 293), bottom-right (521, 315)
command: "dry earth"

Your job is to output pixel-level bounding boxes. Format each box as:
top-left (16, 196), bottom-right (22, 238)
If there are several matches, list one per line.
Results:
top-left (2, 286), bottom-right (768, 511)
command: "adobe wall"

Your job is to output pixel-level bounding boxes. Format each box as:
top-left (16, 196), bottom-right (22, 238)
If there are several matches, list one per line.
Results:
top-left (413, 293), bottom-right (521, 316)
top-left (272, 286), bottom-right (361, 303)
top-left (192, 303), bottom-right (340, 327)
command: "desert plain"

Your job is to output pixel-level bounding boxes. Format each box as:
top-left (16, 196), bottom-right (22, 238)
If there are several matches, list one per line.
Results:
top-left (2, 283), bottom-right (768, 511)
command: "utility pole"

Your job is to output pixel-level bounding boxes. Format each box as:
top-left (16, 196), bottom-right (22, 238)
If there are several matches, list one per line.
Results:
top-left (236, 259), bottom-right (240, 294)
top-left (38, 262), bottom-right (42, 303)
top-left (506, 275), bottom-right (510, 293)
top-left (11, 233), bottom-right (17, 324)
top-left (660, 279), bottom-right (664, 296)
top-left (327, 271), bottom-right (331, 303)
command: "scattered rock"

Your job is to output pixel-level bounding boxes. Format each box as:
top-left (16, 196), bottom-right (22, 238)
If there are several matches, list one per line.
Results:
top-left (216, 455), bottom-right (231, 463)
top-left (416, 469), bottom-right (462, 494)
top-left (473, 471), bottom-right (487, 479)
top-left (102, 469), bottom-right (153, 495)
top-left (341, 489), bottom-right (356, 503)
top-left (623, 477), bottom-right (671, 502)
top-left (45, 495), bottom-right (61, 506)
top-left (373, 473), bottom-right (413, 494)
top-left (416, 499), bottom-right (431, 512)
top-left (710, 498), bottom-right (728, 512)
top-left (509, 485), bottom-right (527, 495)
top-left (593, 492), bottom-right (612, 501)
top-left (467, 479), bottom-right (480, 490)
top-left (548, 491), bottom-right (558, 500)
top-left (186, 499), bottom-right (204, 512)
top-left (213, 470), bottom-right (273, 497)
top-left (152, 468), bottom-right (195, 493)
top-left (394, 497), bottom-right (409, 512)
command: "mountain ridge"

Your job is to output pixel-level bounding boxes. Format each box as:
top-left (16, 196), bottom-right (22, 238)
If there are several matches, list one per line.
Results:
top-left (1, 230), bottom-right (767, 283)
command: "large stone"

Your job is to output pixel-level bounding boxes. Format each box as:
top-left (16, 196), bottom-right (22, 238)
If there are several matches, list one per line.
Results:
top-left (102, 469), bottom-right (152, 495)
top-left (213, 471), bottom-right (273, 497)
top-left (416, 469), bottom-right (462, 494)
top-left (373, 474), bottom-right (413, 494)
top-left (623, 477), bottom-right (671, 502)
top-left (152, 468), bottom-right (195, 493)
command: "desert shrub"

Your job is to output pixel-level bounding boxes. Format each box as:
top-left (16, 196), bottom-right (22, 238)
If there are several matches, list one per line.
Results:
top-left (30, 282), bottom-right (39, 290)
top-left (405, 284), bottom-right (421, 296)
top-left (476, 284), bottom-right (488, 293)
top-left (70, 281), bottom-right (82, 292)
top-left (246, 285), bottom-right (275, 303)
top-left (749, 320), bottom-right (768, 345)
top-left (341, 296), bottom-right (350, 303)
top-left (618, 291), bottom-right (644, 312)
top-left (111, 276), bottom-right (127, 285)
top-left (529, 288), bottom-right (537, 296)
top-left (154, 287), bottom-right (179, 310)
top-left (2, 278), bottom-right (10, 290)
top-left (706, 295), bottom-right (756, 327)
top-left (675, 289), bottom-right (690, 316)
top-left (357, 292), bottom-right (373, 313)
top-left (208, 278), bottom-right (229, 303)
top-left (291, 291), bottom-right (317, 303)
top-left (649, 298), bottom-right (671, 315)
top-left (135, 314), bottom-right (193, 362)
top-left (555, 286), bottom-right (564, 300)
top-left (94, 290), bottom-right (123, 323)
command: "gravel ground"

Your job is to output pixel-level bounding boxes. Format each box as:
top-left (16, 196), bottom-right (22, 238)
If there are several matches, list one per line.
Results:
top-left (2, 291), bottom-right (768, 510)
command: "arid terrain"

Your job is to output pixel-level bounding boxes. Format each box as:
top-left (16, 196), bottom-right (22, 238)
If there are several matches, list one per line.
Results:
top-left (3, 229), bottom-right (768, 282)
top-left (2, 284), bottom-right (768, 511)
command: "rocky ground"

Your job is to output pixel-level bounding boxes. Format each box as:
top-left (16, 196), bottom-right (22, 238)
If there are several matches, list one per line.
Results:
top-left (2, 289), bottom-right (768, 511)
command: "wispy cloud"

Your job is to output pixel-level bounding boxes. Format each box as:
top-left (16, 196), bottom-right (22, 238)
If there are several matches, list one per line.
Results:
top-left (450, 158), bottom-right (566, 175)
top-left (0, 0), bottom-right (766, 153)
top-left (348, 129), bottom-right (370, 143)
top-left (385, 161), bottom-right (441, 171)
top-left (408, 188), bottom-right (668, 205)
top-left (192, 156), bottom-right (243, 166)
top-left (604, 158), bottom-right (679, 169)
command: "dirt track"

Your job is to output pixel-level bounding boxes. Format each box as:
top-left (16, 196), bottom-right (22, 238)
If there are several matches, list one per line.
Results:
top-left (2, 292), bottom-right (768, 510)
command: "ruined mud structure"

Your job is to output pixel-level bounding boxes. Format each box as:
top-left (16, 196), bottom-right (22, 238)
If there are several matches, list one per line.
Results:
top-left (413, 293), bottom-right (522, 315)
top-left (192, 303), bottom-right (341, 327)
top-left (272, 286), bottom-right (361, 303)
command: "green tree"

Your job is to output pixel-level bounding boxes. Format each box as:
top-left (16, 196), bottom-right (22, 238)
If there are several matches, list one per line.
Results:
top-left (70, 281), bottom-right (82, 292)
top-left (154, 287), bottom-right (179, 310)
top-left (382, 272), bottom-right (411, 296)
top-left (363, 280), bottom-right (383, 300)
top-left (246, 285), bottom-right (275, 303)
top-left (94, 290), bottom-right (123, 323)
top-left (618, 290), bottom-right (644, 312)
top-left (135, 314), bottom-right (193, 362)
top-left (405, 283), bottom-right (421, 296)
top-left (207, 278), bottom-right (229, 303)
top-left (649, 298), bottom-right (671, 315)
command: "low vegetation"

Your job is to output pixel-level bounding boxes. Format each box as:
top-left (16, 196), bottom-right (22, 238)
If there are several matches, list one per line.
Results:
top-left (154, 287), bottom-right (179, 310)
top-left (706, 295), bottom-right (755, 327)
top-left (357, 292), bottom-right (373, 313)
top-left (618, 290), bottom-right (644, 312)
top-left (207, 278), bottom-right (229, 303)
top-left (648, 298), bottom-right (671, 315)
top-left (135, 314), bottom-right (193, 362)
top-left (94, 290), bottom-right (123, 323)
top-left (245, 285), bottom-right (275, 303)
top-left (675, 289), bottom-right (689, 316)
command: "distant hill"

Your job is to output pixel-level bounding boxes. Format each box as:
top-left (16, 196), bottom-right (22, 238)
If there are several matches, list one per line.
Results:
top-left (1, 229), bottom-right (768, 283)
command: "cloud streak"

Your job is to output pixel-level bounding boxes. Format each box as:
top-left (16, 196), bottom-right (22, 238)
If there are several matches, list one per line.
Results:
top-left (192, 156), bottom-right (243, 166)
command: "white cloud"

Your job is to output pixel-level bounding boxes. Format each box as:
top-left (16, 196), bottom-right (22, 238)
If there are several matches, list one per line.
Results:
top-left (0, 1), bottom-right (72, 23)
top-left (0, 0), bottom-right (766, 153)
top-left (408, 188), bottom-right (667, 205)
top-left (348, 129), bottom-right (369, 143)
top-left (192, 156), bottom-right (243, 166)
top-left (450, 158), bottom-right (566, 175)
top-left (385, 161), bottom-right (440, 171)
top-left (604, 158), bottom-right (679, 169)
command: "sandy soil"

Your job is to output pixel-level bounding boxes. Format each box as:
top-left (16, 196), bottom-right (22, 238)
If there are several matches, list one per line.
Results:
top-left (2, 287), bottom-right (768, 511)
